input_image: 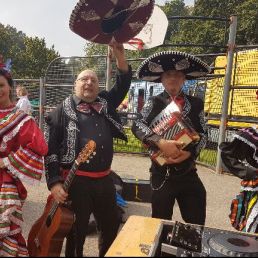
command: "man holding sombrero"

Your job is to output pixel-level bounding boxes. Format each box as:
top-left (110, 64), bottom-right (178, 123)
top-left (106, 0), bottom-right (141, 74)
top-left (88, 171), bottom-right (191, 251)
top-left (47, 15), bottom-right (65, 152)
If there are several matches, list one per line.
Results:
top-left (132, 51), bottom-right (211, 225)
top-left (44, 0), bottom-right (155, 256)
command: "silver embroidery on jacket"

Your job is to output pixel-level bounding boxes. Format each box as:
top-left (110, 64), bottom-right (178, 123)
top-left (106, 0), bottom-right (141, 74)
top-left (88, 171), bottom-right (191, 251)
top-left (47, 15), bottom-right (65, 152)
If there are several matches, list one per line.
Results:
top-left (61, 97), bottom-right (79, 163)
top-left (61, 121), bottom-right (78, 163)
top-left (135, 120), bottom-right (152, 135)
top-left (182, 96), bottom-right (191, 117)
top-left (44, 123), bottom-right (50, 143)
top-left (63, 97), bottom-right (77, 121)
top-left (141, 99), bottom-right (153, 120)
top-left (45, 154), bottom-right (59, 165)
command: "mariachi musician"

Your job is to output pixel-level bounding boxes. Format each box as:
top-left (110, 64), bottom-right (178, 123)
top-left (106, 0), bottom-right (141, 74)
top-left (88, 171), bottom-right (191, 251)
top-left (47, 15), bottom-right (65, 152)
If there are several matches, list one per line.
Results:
top-left (132, 51), bottom-right (211, 225)
top-left (45, 43), bottom-right (131, 257)
top-left (220, 126), bottom-right (258, 233)
top-left (45, 0), bottom-right (155, 257)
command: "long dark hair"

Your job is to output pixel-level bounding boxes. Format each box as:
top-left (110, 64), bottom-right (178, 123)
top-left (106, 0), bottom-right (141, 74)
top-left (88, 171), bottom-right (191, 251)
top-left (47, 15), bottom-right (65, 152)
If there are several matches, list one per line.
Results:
top-left (0, 69), bottom-right (13, 87)
top-left (0, 69), bottom-right (14, 102)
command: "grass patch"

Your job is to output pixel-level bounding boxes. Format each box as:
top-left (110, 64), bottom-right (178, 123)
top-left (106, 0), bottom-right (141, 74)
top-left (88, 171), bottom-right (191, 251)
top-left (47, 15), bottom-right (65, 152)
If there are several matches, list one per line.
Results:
top-left (114, 127), bottom-right (146, 153)
top-left (197, 149), bottom-right (217, 167)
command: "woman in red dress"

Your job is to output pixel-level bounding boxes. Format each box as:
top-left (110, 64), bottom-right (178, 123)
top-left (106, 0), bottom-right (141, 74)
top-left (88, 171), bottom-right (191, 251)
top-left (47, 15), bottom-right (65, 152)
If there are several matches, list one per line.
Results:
top-left (0, 63), bottom-right (48, 256)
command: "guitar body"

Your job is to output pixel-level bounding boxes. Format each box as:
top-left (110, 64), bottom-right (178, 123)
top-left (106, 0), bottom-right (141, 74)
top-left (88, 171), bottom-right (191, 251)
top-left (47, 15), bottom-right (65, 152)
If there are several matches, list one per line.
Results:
top-left (28, 140), bottom-right (96, 257)
top-left (28, 198), bottom-right (74, 257)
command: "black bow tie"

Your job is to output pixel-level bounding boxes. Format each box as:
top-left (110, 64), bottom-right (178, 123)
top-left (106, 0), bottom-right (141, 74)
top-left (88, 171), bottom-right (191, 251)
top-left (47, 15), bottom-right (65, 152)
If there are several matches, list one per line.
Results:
top-left (77, 102), bottom-right (103, 114)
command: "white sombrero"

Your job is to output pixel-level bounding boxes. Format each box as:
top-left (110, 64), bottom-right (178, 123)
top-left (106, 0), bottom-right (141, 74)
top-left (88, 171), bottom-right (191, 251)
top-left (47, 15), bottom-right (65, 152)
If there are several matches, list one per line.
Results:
top-left (137, 51), bottom-right (211, 82)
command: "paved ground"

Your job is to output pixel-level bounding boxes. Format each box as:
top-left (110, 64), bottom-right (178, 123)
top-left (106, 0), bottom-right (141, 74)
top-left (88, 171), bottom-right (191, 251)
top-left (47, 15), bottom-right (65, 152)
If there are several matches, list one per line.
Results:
top-left (23, 154), bottom-right (241, 257)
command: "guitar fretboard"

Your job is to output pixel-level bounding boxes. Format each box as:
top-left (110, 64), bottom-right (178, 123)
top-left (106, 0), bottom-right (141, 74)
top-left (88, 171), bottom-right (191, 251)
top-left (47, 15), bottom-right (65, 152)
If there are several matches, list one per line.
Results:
top-left (63, 162), bottom-right (79, 192)
top-left (48, 162), bottom-right (78, 221)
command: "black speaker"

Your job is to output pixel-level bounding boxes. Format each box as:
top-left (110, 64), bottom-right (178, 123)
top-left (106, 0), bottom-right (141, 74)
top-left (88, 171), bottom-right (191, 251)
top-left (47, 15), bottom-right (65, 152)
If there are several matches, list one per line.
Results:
top-left (121, 178), bottom-right (151, 203)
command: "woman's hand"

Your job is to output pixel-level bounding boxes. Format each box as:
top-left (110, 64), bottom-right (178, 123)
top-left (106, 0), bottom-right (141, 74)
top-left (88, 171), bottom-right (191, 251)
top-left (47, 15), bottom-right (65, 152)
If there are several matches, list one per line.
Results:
top-left (51, 183), bottom-right (68, 204)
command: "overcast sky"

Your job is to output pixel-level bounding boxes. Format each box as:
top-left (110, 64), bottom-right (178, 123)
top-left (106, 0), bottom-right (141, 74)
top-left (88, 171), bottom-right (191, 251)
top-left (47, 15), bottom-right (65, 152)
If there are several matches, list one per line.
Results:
top-left (1, 0), bottom-right (194, 57)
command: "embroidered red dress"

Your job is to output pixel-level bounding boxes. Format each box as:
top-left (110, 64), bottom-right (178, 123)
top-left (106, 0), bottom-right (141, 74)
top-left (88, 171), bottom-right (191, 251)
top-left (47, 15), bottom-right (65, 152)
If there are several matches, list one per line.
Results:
top-left (0, 105), bottom-right (48, 256)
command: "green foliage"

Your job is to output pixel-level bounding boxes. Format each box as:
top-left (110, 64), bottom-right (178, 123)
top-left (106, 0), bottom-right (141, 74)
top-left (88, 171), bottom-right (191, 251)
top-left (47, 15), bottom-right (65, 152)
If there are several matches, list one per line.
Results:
top-left (2, 0), bottom-right (256, 79)
top-left (0, 23), bottom-right (59, 78)
top-left (84, 42), bottom-right (108, 75)
top-left (161, 0), bottom-right (189, 42)
top-left (234, 0), bottom-right (258, 44)
top-left (114, 127), bottom-right (146, 153)
top-left (197, 149), bottom-right (217, 167)
top-left (190, 0), bottom-right (258, 50)
top-left (84, 42), bottom-right (108, 56)
top-left (84, 0), bottom-right (258, 59)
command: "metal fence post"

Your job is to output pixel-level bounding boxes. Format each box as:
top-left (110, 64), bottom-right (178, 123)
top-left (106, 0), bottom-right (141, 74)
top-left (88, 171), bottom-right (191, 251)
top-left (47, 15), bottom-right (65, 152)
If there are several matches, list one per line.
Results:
top-left (215, 15), bottom-right (237, 174)
top-left (39, 77), bottom-right (45, 130)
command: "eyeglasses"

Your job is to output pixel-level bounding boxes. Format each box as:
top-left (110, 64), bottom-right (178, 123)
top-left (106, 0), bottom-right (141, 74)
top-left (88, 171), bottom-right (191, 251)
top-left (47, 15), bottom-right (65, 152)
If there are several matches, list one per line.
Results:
top-left (77, 77), bottom-right (87, 82)
top-left (76, 77), bottom-right (98, 83)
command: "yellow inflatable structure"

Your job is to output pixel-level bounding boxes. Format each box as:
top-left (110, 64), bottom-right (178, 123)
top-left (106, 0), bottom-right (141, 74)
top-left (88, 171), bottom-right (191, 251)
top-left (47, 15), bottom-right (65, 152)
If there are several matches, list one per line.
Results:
top-left (205, 48), bottom-right (258, 127)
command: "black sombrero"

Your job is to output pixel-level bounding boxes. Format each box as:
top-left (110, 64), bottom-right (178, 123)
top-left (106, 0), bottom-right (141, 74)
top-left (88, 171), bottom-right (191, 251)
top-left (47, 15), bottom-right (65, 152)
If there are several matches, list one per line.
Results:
top-left (137, 51), bottom-right (211, 82)
top-left (69, 0), bottom-right (155, 44)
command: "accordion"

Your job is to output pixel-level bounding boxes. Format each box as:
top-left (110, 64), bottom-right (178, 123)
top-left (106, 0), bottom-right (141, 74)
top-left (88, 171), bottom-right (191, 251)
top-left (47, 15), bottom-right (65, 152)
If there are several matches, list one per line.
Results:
top-left (148, 101), bottom-right (200, 166)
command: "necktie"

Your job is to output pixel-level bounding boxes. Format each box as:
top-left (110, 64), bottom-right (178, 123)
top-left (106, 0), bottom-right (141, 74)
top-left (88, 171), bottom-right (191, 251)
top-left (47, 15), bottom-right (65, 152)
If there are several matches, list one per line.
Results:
top-left (77, 102), bottom-right (103, 114)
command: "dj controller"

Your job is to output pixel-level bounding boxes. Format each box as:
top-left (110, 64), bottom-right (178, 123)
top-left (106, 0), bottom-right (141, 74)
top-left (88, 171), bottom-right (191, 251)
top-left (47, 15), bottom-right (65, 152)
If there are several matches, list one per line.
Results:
top-left (150, 221), bottom-right (258, 257)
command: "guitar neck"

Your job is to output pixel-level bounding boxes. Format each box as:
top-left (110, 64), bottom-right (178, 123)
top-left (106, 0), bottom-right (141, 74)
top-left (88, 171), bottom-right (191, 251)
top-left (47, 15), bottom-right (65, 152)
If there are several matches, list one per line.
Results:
top-left (63, 161), bottom-right (79, 192)
top-left (47, 161), bottom-right (79, 221)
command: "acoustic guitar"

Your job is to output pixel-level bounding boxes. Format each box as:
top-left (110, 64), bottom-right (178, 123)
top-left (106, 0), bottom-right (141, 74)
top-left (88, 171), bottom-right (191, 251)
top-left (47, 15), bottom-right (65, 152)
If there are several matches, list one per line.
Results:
top-left (27, 140), bottom-right (96, 257)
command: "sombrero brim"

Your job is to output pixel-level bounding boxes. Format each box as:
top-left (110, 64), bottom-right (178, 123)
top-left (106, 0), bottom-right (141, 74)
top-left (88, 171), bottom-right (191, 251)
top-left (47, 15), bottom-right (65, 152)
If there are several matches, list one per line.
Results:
top-left (137, 51), bottom-right (211, 82)
top-left (69, 0), bottom-right (155, 44)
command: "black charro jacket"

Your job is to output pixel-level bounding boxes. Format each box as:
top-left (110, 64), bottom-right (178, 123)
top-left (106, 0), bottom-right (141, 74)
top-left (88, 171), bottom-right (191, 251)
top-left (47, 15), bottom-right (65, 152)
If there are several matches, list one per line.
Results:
top-left (132, 90), bottom-right (208, 176)
top-left (45, 67), bottom-right (132, 189)
top-left (220, 126), bottom-right (258, 181)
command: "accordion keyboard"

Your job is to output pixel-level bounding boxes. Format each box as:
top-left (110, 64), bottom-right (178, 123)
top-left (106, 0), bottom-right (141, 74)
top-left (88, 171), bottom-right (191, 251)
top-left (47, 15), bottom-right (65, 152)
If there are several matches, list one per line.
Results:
top-left (148, 101), bottom-right (200, 165)
top-left (150, 101), bottom-right (182, 137)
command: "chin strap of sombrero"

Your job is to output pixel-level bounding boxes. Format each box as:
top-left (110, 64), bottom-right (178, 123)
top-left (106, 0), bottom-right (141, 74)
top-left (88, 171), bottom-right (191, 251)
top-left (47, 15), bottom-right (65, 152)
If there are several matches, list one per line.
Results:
top-left (127, 38), bottom-right (145, 50)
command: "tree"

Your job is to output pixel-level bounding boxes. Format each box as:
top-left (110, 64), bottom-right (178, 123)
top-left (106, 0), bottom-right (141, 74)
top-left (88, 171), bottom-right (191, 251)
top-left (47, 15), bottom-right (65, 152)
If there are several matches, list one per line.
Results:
top-left (234, 0), bottom-right (258, 44)
top-left (0, 24), bottom-right (26, 75)
top-left (19, 37), bottom-right (59, 78)
top-left (0, 23), bottom-right (59, 78)
top-left (192, 0), bottom-right (258, 46)
top-left (161, 0), bottom-right (189, 42)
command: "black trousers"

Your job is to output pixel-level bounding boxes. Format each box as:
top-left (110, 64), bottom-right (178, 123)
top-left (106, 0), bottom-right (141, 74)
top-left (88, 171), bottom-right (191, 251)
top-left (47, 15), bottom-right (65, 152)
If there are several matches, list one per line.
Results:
top-left (65, 175), bottom-right (119, 257)
top-left (151, 170), bottom-right (206, 225)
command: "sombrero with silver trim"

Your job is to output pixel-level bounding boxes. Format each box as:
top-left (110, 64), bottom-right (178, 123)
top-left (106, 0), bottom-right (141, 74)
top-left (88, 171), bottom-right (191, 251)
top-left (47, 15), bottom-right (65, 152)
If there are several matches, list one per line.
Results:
top-left (69, 0), bottom-right (155, 44)
top-left (137, 51), bottom-right (211, 82)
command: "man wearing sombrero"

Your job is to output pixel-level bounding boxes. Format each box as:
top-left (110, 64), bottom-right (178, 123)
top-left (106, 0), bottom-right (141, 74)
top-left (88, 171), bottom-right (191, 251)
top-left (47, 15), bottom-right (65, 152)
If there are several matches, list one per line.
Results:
top-left (132, 51), bottom-right (211, 225)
